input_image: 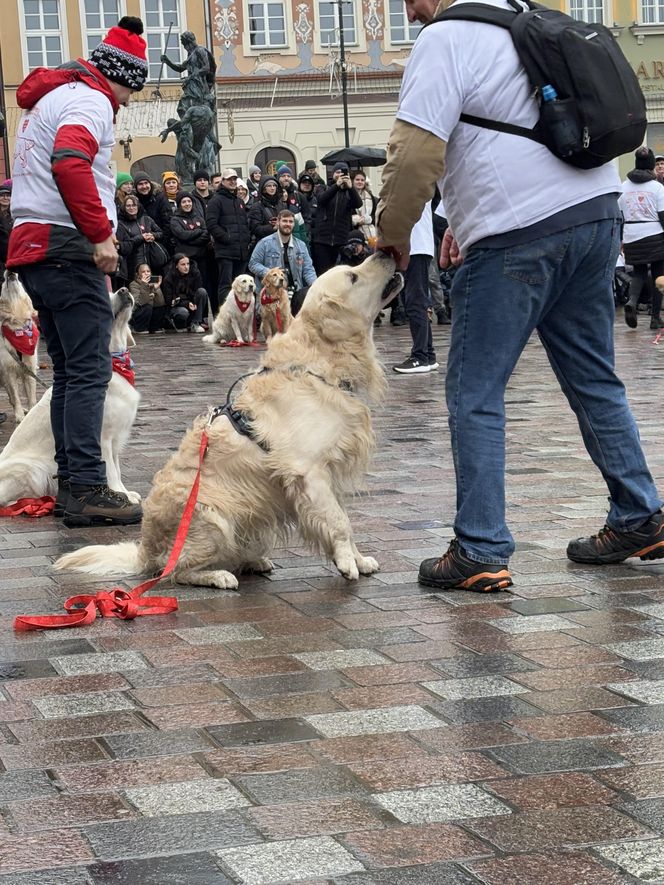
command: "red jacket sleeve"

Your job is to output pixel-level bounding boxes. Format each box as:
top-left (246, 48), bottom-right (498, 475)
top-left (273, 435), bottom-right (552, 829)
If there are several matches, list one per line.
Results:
top-left (51, 124), bottom-right (113, 244)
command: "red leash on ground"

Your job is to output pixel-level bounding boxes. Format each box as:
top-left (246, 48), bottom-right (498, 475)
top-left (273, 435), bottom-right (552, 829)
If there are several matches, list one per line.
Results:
top-left (0, 496), bottom-right (55, 518)
top-left (13, 430), bottom-right (210, 631)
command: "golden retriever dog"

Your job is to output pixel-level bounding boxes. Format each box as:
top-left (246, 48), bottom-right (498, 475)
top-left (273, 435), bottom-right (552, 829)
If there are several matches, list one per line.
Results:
top-left (55, 253), bottom-right (403, 590)
top-left (0, 288), bottom-right (141, 506)
top-left (203, 274), bottom-right (256, 345)
top-left (0, 272), bottom-right (38, 423)
top-left (260, 267), bottom-right (292, 341)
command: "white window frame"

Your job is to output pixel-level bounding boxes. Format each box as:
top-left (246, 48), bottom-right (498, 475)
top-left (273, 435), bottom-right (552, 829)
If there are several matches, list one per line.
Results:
top-left (19, 0), bottom-right (70, 75)
top-left (640, 0), bottom-right (664, 24)
top-left (79, 0), bottom-right (126, 59)
top-left (140, 0), bottom-right (187, 82)
top-left (384, 0), bottom-right (421, 48)
top-left (313, 0), bottom-right (366, 53)
top-left (566, 0), bottom-right (606, 24)
top-left (241, 0), bottom-right (296, 55)
top-left (246, 0), bottom-right (288, 49)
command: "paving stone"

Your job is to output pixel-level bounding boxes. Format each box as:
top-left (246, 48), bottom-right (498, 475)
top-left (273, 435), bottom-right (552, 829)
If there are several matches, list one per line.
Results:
top-left (202, 744), bottom-right (320, 776)
top-left (0, 639), bottom-right (95, 663)
top-left (468, 805), bottom-right (652, 851)
top-left (128, 682), bottom-right (229, 707)
top-left (8, 711), bottom-right (148, 743)
top-left (103, 728), bottom-right (213, 759)
top-left (507, 597), bottom-right (592, 615)
top-left (525, 686), bottom-right (636, 714)
top-left (430, 652), bottom-right (538, 678)
top-left (88, 853), bottom-right (234, 885)
top-left (32, 692), bottom-right (135, 718)
top-left (622, 798), bottom-right (664, 834)
top-left (334, 865), bottom-right (483, 884)
top-left (49, 651), bottom-right (148, 676)
top-left (468, 851), bottom-right (625, 885)
top-left (173, 625), bottom-right (263, 644)
top-left (422, 675), bottom-right (528, 700)
top-left (0, 829), bottom-right (94, 873)
top-left (428, 696), bottom-right (543, 724)
top-left (485, 772), bottom-right (619, 809)
top-left (305, 705), bottom-right (445, 737)
top-left (84, 810), bottom-right (261, 860)
top-left (347, 752), bottom-right (506, 791)
top-left (412, 723), bottom-right (527, 753)
top-left (489, 735), bottom-right (628, 773)
top-left (604, 637), bottom-right (664, 660)
top-left (374, 783), bottom-right (512, 824)
top-left (0, 870), bottom-right (92, 885)
top-left (5, 673), bottom-right (130, 701)
top-left (292, 650), bottom-right (390, 670)
top-left (595, 838), bottom-right (664, 879)
top-left (0, 661), bottom-right (58, 681)
top-left (606, 678), bottom-right (664, 704)
top-left (222, 671), bottom-right (351, 699)
top-left (233, 766), bottom-right (368, 804)
top-left (249, 797), bottom-right (386, 839)
top-left (600, 703), bottom-right (664, 733)
top-left (595, 762), bottom-right (664, 799)
top-left (0, 738), bottom-right (108, 770)
top-left (340, 823), bottom-right (491, 868)
top-left (57, 755), bottom-right (209, 793)
top-left (217, 836), bottom-right (364, 884)
top-left (143, 700), bottom-right (249, 729)
top-left (206, 717), bottom-right (322, 746)
top-left (488, 614), bottom-right (578, 633)
top-left (507, 711), bottom-right (622, 741)
top-left (124, 779), bottom-right (250, 815)
top-left (6, 792), bottom-right (132, 832)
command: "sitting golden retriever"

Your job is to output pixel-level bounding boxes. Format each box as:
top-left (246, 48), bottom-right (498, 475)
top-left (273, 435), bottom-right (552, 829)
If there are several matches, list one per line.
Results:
top-left (203, 274), bottom-right (256, 345)
top-left (0, 272), bottom-right (38, 423)
top-left (55, 253), bottom-right (403, 590)
top-left (260, 267), bottom-right (292, 341)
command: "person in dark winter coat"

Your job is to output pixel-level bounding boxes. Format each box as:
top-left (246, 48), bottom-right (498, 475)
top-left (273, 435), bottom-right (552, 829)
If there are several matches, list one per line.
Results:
top-left (170, 191), bottom-right (210, 261)
top-left (298, 173), bottom-right (318, 241)
top-left (132, 171), bottom-right (162, 227)
top-left (0, 181), bottom-right (13, 276)
top-left (116, 194), bottom-right (165, 283)
top-left (154, 170), bottom-right (181, 252)
top-left (161, 253), bottom-right (208, 331)
top-left (205, 168), bottom-right (250, 304)
top-left (248, 177), bottom-right (280, 243)
top-left (247, 165), bottom-right (262, 200)
top-left (312, 162), bottom-right (362, 273)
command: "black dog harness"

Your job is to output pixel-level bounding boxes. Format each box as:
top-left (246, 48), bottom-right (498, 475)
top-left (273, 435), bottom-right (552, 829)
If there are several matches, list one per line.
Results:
top-left (208, 368), bottom-right (354, 451)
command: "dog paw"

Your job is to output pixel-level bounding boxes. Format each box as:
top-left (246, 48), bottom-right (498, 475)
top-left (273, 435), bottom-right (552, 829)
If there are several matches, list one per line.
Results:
top-left (13, 411), bottom-right (25, 424)
top-left (335, 553), bottom-right (359, 581)
top-left (242, 558), bottom-right (274, 574)
top-left (356, 555), bottom-right (380, 575)
top-left (125, 491), bottom-right (142, 504)
top-left (212, 571), bottom-right (240, 590)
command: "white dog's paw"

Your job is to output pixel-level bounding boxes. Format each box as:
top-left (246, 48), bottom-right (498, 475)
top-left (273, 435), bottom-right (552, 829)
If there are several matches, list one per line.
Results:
top-left (356, 555), bottom-right (380, 575)
top-left (13, 410), bottom-right (25, 424)
top-left (212, 570), bottom-right (240, 590)
top-left (242, 558), bottom-right (274, 574)
top-left (335, 552), bottom-right (360, 581)
top-left (125, 490), bottom-right (142, 504)
top-left (202, 334), bottom-right (215, 343)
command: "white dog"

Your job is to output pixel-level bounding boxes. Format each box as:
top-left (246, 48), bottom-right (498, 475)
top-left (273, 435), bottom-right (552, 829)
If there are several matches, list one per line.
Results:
top-left (0, 287), bottom-right (141, 506)
top-left (55, 253), bottom-right (403, 589)
top-left (0, 272), bottom-right (38, 423)
top-left (203, 274), bottom-right (256, 345)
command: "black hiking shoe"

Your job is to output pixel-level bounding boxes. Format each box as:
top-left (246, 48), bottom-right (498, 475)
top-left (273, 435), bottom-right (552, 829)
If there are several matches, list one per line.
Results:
top-left (53, 477), bottom-right (70, 519)
top-left (63, 484), bottom-right (142, 528)
top-left (624, 303), bottom-right (638, 328)
top-left (418, 539), bottom-right (513, 592)
top-left (567, 512), bottom-right (664, 564)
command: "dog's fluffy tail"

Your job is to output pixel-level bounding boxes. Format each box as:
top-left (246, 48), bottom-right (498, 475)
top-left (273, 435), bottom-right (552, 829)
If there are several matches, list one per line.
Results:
top-left (54, 541), bottom-right (145, 576)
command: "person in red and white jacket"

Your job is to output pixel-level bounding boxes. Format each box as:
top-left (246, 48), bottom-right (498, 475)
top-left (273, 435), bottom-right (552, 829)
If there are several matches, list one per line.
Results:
top-left (7, 16), bottom-right (147, 527)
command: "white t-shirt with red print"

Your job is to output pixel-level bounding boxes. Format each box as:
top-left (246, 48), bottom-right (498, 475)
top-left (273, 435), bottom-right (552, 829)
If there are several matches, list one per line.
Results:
top-left (619, 179), bottom-right (664, 244)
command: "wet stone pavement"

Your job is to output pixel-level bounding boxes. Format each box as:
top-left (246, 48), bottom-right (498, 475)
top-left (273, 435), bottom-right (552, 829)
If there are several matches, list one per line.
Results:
top-left (1, 317), bottom-right (664, 883)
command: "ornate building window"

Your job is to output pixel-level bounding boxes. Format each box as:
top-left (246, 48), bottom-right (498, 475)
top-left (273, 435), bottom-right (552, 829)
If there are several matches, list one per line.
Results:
top-left (141, 0), bottom-right (185, 81)
top-left (387, 0), bottom-right (421, 43)
top-left (22, 0), bottom-right (65, 71)
top-left (567, 0), bottom-right (604, 23)
top-left (81, 0), bottom-right (123, 57)
top-left (248, 0), bottom-right (287, 47)
top-left (318, 0), bottom-right (357, 47)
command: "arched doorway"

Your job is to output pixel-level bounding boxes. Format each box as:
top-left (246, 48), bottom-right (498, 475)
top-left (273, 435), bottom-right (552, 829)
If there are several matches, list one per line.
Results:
top-left (130, 154), bottom-right (177, 183)
top-left (254, 147), bottom-right (296, 178)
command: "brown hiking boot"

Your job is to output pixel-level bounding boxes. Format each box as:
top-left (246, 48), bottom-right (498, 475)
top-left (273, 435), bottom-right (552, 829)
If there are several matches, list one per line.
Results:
top-left (63, 484), bottom-right (142, 528)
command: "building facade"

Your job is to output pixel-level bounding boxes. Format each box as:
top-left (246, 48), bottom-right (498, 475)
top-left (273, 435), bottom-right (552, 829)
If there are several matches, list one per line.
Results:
top-left (1, 0), bottom-right (663, 182)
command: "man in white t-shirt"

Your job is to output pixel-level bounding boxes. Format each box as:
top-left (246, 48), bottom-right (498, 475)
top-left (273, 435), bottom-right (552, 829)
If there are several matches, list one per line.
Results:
top-left (377, 0), bottom-right (664, 592)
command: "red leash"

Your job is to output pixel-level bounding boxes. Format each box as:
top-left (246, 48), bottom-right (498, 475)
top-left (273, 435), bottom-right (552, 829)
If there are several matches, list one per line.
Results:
top-left (0, 496), bottom-right (55, 518)
top-left (13, 430), bottom-right (210, 632)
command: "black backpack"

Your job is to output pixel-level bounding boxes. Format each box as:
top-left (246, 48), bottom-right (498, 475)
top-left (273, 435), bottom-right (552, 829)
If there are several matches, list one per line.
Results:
top-left (432, 0), bottom-right (646, 169)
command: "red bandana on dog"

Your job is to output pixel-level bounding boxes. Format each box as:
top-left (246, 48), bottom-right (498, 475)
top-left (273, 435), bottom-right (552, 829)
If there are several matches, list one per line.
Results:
top-left (111, 350), bottom-right (135, 386)
top-left (260, 287), bottom-right (279, 306)
top-left (2, 319), bottom-right (39, 356)
top-left (234, 293), bottom-right (252, 313)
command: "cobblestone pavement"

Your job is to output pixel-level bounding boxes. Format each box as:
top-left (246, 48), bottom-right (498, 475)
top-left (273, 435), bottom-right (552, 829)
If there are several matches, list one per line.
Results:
top-left (1, 316), bottom-right (664, 884)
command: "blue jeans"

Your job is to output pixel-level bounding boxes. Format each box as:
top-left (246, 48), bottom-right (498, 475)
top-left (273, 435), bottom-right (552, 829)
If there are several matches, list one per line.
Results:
top-left (447, 218), bottom-right (662, 564)
top-left (19, 260), bottom-right (113, 487)
top-left (404, 254), bottom-right (435, 363)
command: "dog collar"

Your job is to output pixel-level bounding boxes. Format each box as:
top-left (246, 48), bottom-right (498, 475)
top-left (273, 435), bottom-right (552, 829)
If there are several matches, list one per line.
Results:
top-left (234, 293), bottom-right (252, 313)
top-left (260, 287), bottom-right (280, 306)
top-left (2, 319), bottom-right (39, 357)
top-left (111, 349), bottom-right (136, 387)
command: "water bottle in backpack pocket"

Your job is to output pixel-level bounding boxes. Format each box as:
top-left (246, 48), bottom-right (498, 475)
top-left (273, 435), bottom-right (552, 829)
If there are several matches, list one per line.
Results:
top-left (539, 85), bottom-right (584, 160)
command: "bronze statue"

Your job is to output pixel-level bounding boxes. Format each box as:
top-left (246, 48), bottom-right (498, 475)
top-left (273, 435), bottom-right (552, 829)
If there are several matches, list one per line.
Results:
top-left (159, 31), bottom-right (219, 180)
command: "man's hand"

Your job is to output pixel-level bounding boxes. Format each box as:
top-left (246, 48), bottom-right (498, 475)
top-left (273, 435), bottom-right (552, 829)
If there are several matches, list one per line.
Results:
top-left (142, 232), bottom-right (155, 242)
top-left (375, 235), bottom-right (410, 271)
top-left (440, 228), bottom-right (463, 269)
top-left (93, 236), bottom-right (118, 274)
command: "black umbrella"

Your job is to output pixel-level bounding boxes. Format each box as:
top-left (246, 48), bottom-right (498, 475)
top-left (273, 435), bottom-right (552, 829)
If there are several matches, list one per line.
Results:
top-left (321, 146), bottom-right (387, 168)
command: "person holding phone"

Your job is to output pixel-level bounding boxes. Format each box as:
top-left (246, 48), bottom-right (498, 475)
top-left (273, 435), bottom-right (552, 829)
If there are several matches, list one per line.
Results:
top-left (312, 162), bottom-right (362, 274)
top-left (129, 263), bottom-right (166, 334)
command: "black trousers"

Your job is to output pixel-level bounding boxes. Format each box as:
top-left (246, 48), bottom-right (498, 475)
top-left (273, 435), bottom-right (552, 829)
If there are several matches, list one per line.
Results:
top-left (403, 254), bottom-right (435, 363)
top-left (217, 257), bottom-right (248, 305)
top-left (313, 243), bottom-right (342, 275)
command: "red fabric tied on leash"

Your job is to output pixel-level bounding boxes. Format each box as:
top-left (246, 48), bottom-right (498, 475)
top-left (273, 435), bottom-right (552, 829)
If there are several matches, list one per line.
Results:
top-left (2, 319), bottom-right (39, 356)
top-left (260, 287), bottom-right (283, 333)
top-left (111, 350), bottom-right (135, 386)
top-left (0, 496), bottom-right (55, 518)
top-left (13, 430), bottom-right (210, 631)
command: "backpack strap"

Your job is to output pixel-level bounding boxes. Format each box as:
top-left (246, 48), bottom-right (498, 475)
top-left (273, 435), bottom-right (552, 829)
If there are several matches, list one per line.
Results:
top-left (428, 1), bottom-right (545, 145)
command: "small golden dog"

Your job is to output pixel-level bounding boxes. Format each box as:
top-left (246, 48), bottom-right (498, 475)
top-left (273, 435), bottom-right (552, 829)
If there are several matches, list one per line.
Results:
top-left (260, 267), bottom-right (292, 341)
top-left (0, 272), bottom-right (38, 423)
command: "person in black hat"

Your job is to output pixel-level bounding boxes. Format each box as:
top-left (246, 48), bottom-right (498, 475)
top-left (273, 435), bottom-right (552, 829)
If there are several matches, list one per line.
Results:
top-left (192, 169), bottom-right (213, 213)
top-left (132, 170), bottom-right (162, 227)
top-left (304, 159), bottom-right (326, 196)
top-left (312, 162), bottom-right (362, 273)
top-left (297, 172), bottom-right (318, 240)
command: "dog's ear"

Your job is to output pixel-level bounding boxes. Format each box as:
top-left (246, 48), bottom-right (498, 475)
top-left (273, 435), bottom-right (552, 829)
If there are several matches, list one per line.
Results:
top-left (305, 294), bottom-right (364, 342)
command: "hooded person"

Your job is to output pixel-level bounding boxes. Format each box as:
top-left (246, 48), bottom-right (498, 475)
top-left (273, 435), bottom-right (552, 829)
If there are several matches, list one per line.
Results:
top-left (619, 146), bottom-right (664, 330)
top-left (247, 164), bottom-right (262, 199)
top-left (6, 15), bottom-right (146, 527)
top-left (248, 175), bottom-right (281, 243)
top-left (132, 170), bottom-right (161, 225)
top-left (297, 171), bottom-right (318, 238)
top-left (170, 189), bottom-right (210, 261)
